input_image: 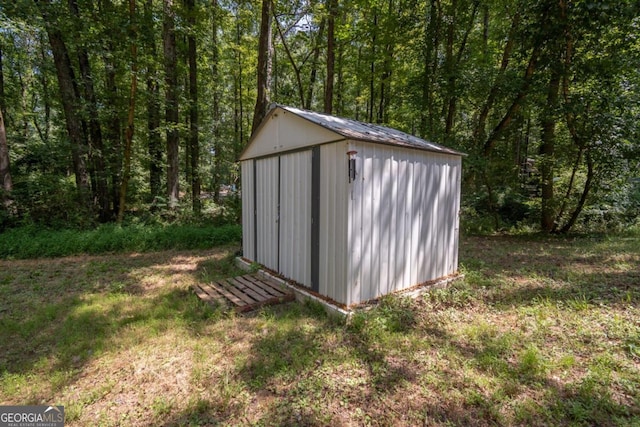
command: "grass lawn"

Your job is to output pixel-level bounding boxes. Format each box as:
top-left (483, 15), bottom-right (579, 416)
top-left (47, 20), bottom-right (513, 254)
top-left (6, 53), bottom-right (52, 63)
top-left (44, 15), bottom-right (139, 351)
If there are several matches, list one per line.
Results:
top-left (0, 235), bottom-right (638, 426)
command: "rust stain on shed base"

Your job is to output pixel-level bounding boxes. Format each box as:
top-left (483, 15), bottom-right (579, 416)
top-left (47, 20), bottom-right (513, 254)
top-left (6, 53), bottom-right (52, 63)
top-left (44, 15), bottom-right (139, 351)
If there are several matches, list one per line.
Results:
top-left (193, 273), bottom-right (295, 313)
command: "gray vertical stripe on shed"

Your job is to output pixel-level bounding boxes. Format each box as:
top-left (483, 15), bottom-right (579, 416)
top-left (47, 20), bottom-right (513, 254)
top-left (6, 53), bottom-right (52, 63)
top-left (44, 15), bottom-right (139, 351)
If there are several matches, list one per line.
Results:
top-left (310, 146), bottom-right (321, 292)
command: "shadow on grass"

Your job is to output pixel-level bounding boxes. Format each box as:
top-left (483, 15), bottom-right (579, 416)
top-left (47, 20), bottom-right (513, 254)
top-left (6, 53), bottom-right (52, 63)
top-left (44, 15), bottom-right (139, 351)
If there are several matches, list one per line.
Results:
top-left (494, 270), bottom-right (640, 311)
top-left (156, 295), bottom-right (518, 426)
top-left (153, 300), bottom-right (336, 426)
top-left (0, 250), bottom-right (232, 404)
top-left (147, 235), bottom-right (640, 425)
top-left (155, 287), bottom-right (638, 426)
top-left (236, 302), bottom-right (328, 389)
top-left (461, 235), bottom-right (640, 308)
top-left (418, 317), bottom-right (636, 426)
top-left (238, 295), bottom-right (418, 394)
top-left (233, 297), bottom-right (419, 425)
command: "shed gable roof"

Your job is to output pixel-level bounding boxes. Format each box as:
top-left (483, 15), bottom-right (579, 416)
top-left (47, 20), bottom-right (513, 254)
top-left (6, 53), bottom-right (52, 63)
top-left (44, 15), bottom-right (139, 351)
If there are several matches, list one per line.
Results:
top-left (240, 104), bottom-right (464, 160)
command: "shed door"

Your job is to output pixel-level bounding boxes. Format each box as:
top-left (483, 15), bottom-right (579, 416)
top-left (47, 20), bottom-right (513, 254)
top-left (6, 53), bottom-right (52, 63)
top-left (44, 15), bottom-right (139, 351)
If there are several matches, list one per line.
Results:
top-left (279, 150), bottom-right (312, 286)
top-left (255, 157), bottom-right (279, 270)
top-left (253, 149), bottom-right (319, 291)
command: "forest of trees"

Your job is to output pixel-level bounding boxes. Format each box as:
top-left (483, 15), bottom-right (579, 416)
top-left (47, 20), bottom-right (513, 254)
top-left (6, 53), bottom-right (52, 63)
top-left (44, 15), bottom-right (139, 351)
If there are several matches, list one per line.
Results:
top-left (0, 0), bottom-right (638, 233)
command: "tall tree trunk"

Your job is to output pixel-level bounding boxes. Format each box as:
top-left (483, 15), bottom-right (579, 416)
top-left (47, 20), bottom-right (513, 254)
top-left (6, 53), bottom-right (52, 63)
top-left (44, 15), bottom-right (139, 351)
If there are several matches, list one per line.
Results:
top-left (186, 0), bottom-right (200, 214)
top-left (33, 34), bottom-right (51, 144)
top-left (100, 0), bottom-right (123, 215)
top-left (482, 3), bottom-right (489, 61)
top-left (472, 13), bottom-right (519, 145)
top-left (0, 45), bottom-right (5, 117)
top-left (117, 0), bottom-right (138, 223)
top-left (482, 43), bottom-right (540, 156)
top-left (324, 0), bottom-right (336, 114)
top-left (443, 0), bottom-right (456, 136)
top-left (539, 0), bottom-right (567, 233)
top-left (147, 74), bottom-right (162, 202)
top-left (211, 0), bottom-right (222, 202)
top-left (37, 0), bottom-right (91, 205)
top-left (38, 35), bottom-right (51, 143)
top-left (70, 0), bottom-right (110, 221)
top-left (444, 0), bottom-right (478, 138)
top-left (184, 74), bottom-right (191, 187)
top-left (553, 145), bottom-right (584, 230)
top-left (306, 18), bottom-right (325, 110)
top-left (0, 109), bottom-right (11, 207)
top-left (274, 12), bottom-right (305, 107)
top-left (553, 16), bottom-right (579, 231)
top-left (16, 66), bottom-right (31, 143)
top-left (420, 0), bottom-right (440, 138)
top-left (0, 46), bottom-right (10, 206)
top-left (376, 0), bottom-right (394, 124)
top-left (368, 12), bottom-right (377, 123)
top-left (336, 34), bottom-right (344, 115)
top-left (559, 150), bottom-right (594, 234)
top-left (555, 0), bottom-right (588, 234)
top-left (377, 39), bottom-right (392, 124)
top-left (234, 18), bottom-right (245, 155)
top-left (540, 68), bottom-right (561, 233)
top-left (143, 0), bottom-right (162, 204)
top-left (163, 0), bottom-right (180, 208)
top-left (103, 41), bottom-right (123, 216)
top-left (252, 0), bottom-right (273, 134)
top-left (482, 3), bottom-right (553, 157)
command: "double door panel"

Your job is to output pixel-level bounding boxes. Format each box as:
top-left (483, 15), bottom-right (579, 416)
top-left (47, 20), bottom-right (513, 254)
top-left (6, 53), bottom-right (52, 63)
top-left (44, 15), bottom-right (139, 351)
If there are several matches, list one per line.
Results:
top-left (255, 151), bottom-right (313, 287)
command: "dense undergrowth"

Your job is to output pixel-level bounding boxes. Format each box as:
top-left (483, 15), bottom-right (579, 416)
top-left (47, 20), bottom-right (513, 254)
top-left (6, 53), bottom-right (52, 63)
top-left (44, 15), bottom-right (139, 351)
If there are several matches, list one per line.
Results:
top-left (0, 222), bottom-right (242, 259)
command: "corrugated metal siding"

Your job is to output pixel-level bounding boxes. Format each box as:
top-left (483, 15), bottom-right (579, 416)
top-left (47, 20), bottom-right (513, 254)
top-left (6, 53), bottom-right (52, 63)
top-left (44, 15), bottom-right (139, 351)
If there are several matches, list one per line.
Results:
top-left (319, 142), bottom-right (349, 305)
top-left (452, 162), bottom-right (461, 273)
top-left (241, 160), bottom-right (255, 260)
top-left (278, 150), bottom-right (312, 285)
top-left (347, 141), bottom-right (461, 305)
top-left (255, 157), bottom-right (279, 271)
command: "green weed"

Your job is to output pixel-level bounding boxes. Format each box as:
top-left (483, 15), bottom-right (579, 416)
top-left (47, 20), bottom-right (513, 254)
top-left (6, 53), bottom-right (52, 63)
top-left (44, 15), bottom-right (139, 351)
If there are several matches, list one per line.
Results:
top-left (349, 295), bottom-right (416, 340)
top-left (197, 253), bottom-right (244, 282)
top-left (517, 345), bottom-right (548, 382)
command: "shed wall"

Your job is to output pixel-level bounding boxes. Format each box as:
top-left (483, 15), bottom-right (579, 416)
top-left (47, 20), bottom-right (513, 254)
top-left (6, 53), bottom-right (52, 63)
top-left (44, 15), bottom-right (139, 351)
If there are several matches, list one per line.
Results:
top-left (347, 141), bottom-right (461, 305)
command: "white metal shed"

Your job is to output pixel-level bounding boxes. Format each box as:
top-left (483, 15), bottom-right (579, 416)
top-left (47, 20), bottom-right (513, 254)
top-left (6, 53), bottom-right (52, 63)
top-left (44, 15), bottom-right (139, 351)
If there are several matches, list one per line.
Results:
top-left (239, 104), bottom-right (464, 308)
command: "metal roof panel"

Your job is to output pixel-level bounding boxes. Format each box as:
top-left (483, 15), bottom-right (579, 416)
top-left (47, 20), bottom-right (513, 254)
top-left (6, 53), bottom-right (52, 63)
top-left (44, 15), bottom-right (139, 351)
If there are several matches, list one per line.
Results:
top-left (278, 105), bottom-right (465, 156)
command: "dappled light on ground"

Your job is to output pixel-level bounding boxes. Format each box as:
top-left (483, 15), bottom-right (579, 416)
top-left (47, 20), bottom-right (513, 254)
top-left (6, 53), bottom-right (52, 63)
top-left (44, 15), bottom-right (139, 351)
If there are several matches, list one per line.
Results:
top-left (0, 236), bottom-right (638, 425)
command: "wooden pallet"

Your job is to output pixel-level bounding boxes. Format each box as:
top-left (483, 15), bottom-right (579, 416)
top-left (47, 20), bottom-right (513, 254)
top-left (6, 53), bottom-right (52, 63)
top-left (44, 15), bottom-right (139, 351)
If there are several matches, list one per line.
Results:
top-left (193, 274), bottom-right (295, 313)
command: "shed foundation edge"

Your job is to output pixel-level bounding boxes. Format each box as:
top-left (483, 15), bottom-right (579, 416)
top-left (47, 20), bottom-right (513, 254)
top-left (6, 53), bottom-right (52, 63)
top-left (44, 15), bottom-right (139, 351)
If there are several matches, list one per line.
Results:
top-left (236, 257), bottom-right (465, 319)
